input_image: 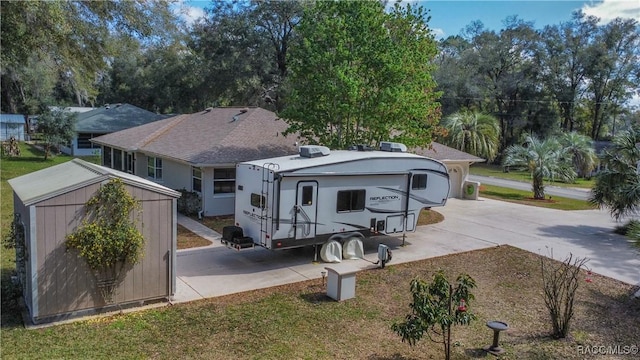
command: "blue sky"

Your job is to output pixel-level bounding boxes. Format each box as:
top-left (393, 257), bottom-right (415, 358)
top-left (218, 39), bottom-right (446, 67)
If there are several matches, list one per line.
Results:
top-left (423, 0), bottom-right (640, 38)
top-left (176, 0), bottom-right (640, 39)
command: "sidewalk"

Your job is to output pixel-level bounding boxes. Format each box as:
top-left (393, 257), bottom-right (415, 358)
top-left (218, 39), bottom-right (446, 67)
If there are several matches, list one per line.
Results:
top-left (177, 214), bottom-right (222, 246)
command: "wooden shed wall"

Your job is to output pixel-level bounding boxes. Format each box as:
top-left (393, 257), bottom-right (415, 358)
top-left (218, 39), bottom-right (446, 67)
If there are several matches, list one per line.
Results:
top-left (33, 183), bottom-right (174, 321)
top-left (12, 192), bottom-right (33, 316)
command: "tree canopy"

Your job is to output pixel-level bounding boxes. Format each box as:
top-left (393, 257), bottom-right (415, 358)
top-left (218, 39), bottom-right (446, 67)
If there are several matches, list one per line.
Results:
top-left (1, 1), bottom-right (638, 153)
top-left (280, 1), bottom-right (442, 149)
top-left (590, 125), bottom-right (640, 221)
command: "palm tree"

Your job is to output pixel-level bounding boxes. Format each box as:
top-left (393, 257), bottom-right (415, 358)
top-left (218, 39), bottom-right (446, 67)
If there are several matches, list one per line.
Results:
top-left (590, 125), bottom-right (640, 221)
top-left (560, 132), bottom-right (598, 178)
top-left (441, 110), bottom-right (500, 162)
top-left (502, 134), bottom-right (576, 199)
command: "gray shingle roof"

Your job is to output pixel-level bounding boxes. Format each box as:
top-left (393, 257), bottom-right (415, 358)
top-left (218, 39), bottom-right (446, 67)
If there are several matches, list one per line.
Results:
top-left (75, 103), bottom-right (168, 133)
top-left (91, 107), bottom-right (299, 165)
top-left (412, 142), bottom-right (485, 162)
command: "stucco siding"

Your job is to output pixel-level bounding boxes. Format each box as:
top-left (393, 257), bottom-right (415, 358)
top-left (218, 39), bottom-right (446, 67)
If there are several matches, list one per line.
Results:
top-left (159, 159), bottom-right (191, 191)
top-left (201, 168), bottom-right (235, 216)
top-left (443, 161), bottom-right (470, 198)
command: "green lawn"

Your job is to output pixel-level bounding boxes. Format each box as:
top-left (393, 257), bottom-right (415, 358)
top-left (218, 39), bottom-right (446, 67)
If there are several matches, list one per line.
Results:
top-left (1, 143), bottom-right (99, 325)
top-left (1, 246), bottom-right (637, 359)
top-left (479, 184), bottom-right (596, 210)
top-left (470, 163), bottom-right (595, 189)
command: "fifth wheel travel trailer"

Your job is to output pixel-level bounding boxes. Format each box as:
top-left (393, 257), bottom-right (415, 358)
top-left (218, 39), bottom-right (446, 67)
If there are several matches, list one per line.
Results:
top-left (222, 142), bottom-right (450, 261)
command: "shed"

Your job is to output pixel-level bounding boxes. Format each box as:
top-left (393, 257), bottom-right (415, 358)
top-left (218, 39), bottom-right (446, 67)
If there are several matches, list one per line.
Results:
top-left (1, 114), bottom-right (26, 141)
top-left (7, 159), bottom-right (180, 324)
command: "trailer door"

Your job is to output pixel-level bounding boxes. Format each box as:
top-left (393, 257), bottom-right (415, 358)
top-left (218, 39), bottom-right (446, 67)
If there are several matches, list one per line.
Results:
top-left (295, 181), bottom-right (318, 239)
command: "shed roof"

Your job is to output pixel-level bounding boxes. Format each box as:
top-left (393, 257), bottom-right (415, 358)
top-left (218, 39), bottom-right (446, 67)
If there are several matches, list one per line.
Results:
top-left (413, 142), bottom-right (485, 163)
top-left (0, 114), bottom-right (25, 124)
top-left (91, 107), bottom-right (298, 166)
top-left (8, 159), bottom-right (180, 206)
top-left (75, 103), bottom-right (167, 133)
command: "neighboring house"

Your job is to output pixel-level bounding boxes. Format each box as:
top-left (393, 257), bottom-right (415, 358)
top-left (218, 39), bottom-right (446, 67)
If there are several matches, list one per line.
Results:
top-left (91, 107), bottom-right (299, 216)
top-left (60, 103), bottom-right (168, 156)
top-left (7, 159), bottom-right (180, 324)
top-left (413, 142), bottom-right (485, 198)
top-left (0, 114), bottom-right (26, 141)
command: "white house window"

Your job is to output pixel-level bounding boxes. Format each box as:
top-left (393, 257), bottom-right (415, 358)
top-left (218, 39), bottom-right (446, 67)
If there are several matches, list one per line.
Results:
top-left (102, 146), bottom-right (112, 167)
top-left (113, 148), bottom-right (123, 171)
top-left (147, 157), bottom-right (163, 180)
top-left (125, 153), bottom-right (134, 174)
top-left (214, 168), bottom-right (235, 194)
top-left (192, 167), bottom-right (202, 193)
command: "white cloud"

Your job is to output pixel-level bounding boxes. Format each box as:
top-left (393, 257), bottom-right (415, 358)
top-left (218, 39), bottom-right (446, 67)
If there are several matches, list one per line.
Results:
top-left (582, 0), bottom-right (640, 24)
top-left (172, 0), bottom-right (206, 28)
top-left (431, 27), bottom-right (445, 39)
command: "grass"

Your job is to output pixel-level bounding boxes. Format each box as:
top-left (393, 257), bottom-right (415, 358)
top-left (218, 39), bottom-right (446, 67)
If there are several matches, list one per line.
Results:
top-left (1, 143), bottom-right (100, 326)
top-left (480, 184), bottom-right (597, 211)
top-left (198, 216), bottom-right (235, 234)
top-left (1, 245), bottom-right (637, 359)
top-left (470, 163), bottom-right (595, 189)
top-left (177, 224), bottom-right (212, 250)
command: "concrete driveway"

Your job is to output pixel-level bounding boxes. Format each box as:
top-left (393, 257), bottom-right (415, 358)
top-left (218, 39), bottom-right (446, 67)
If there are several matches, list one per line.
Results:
top-left (174, 198), bottom-right (640, 303)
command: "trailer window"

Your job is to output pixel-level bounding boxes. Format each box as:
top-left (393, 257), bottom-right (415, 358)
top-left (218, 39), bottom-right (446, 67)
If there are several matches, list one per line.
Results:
top-left (412, 174), bottom-right (427, 190)
top-left (302, 186), bottom-right (313, 206)
top-left (337, 190), bottom-right (365, 212)
top-left (251, 193), bottom-right (266, 209)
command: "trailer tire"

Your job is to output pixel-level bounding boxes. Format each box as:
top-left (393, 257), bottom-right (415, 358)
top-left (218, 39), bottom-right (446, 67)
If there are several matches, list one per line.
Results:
top-left (320, 240), bottom-right (342, 263)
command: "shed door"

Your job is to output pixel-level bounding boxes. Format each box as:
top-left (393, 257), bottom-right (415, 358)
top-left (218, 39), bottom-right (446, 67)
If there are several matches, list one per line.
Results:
top-left (295, 182), bottom-right (318, 239)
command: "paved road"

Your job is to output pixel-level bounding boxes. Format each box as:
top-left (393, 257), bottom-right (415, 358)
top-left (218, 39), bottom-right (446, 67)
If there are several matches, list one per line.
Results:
top-left (469, 174), bottom-right (591, 201)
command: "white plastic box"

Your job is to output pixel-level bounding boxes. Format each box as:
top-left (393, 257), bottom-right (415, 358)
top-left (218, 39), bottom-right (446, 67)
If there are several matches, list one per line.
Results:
top-left (325, 265), bottom-right (358, 301)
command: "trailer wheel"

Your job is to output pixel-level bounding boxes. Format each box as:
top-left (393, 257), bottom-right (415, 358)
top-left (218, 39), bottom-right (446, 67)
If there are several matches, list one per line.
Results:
top-left (320, 240), bottom-right (342, 263)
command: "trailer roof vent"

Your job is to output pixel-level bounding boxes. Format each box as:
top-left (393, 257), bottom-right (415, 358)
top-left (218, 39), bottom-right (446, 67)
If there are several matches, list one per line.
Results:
top-left (379, 141), bottom-right (407, 152)
top-left (299, 145), bottom-right (330, 158)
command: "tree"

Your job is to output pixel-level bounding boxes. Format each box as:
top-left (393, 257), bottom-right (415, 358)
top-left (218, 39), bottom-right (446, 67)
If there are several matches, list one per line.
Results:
top-left (281, 1), bottom-right (441, 149)
top-left (537, 12), bottom-right (597, 132)
top-left (559, 131), bottom-right (598, 178)
top-left (590, 124), bottom-right (640, 221)
top-left (1, 1), bottom-right (179, 116)
top-left (35, 109), bottom-right (76, 160)
top-left (188, 0), bottom-right (303, 111)
top-left (584, 18), bottom-right (640, 140)
top-left (461, 17), bottom-right (543, 148)
top-left (440, 110), bottom-right (500, 162)
top-left (392, 271), bottom-right (476, 360)
top-left (502, 134), bottom-right (576, 199)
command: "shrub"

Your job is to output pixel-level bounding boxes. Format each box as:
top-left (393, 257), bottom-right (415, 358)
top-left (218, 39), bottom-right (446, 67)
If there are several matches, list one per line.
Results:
top-left (540, 251), bottom-right (589, 339)
top-left (176, 188), bottom-right (201, 216)
top-left (392, 270), bottom-right (477, 360)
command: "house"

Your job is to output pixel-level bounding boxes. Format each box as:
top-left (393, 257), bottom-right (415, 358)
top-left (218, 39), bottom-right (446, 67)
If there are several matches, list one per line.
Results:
top-left (7, 159), bottom-right (180, 324)
top-left (1, 114), bottom-right (26, 141)
top-left (413, 142), bottom-right (485, 198)
top-left (91, 107), bottom-right (299, 216)
top-left (60, 103), bottom-right (168, 156)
